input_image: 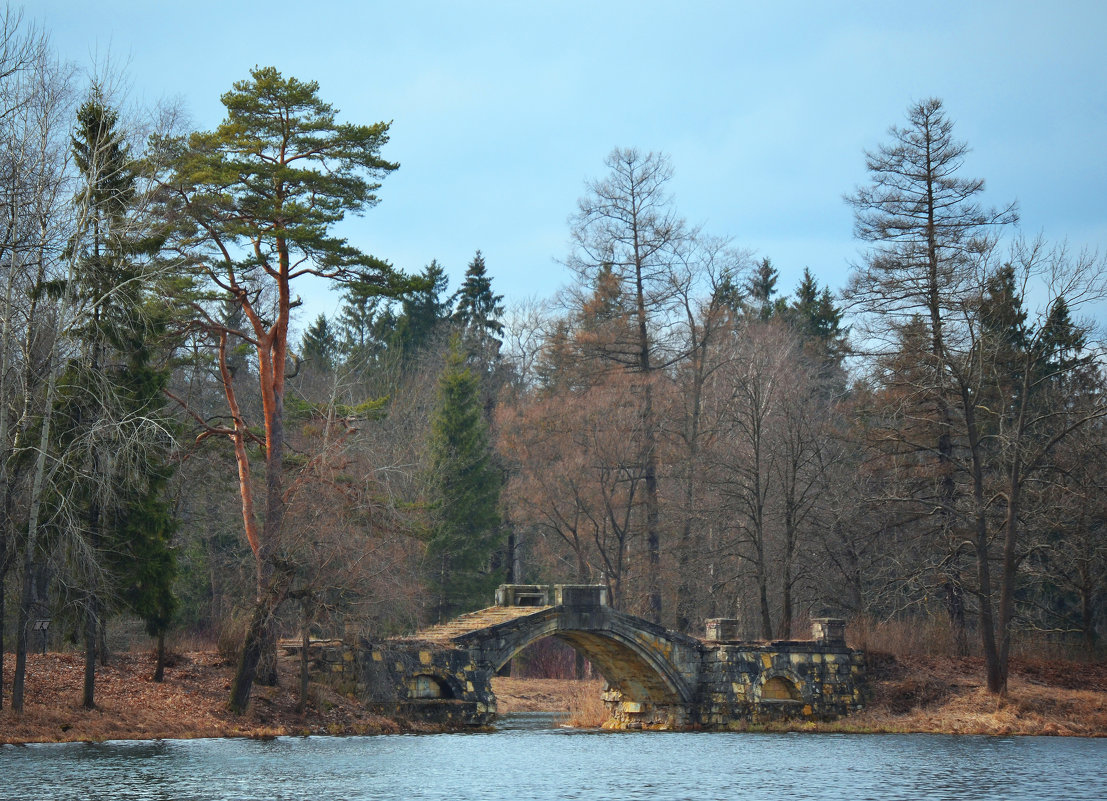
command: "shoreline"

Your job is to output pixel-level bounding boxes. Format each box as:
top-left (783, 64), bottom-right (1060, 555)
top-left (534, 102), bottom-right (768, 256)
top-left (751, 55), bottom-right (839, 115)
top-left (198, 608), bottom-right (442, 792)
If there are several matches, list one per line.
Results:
top-left (2, 650), bottom-right (1104, 744)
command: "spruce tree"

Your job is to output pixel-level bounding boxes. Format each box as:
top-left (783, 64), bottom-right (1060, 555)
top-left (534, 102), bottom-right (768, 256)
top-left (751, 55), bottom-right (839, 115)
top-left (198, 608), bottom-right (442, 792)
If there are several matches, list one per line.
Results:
top-left (786, 267), bottom-right (848, 369)
top-left (425, 336), bottom-right (503, 621)
top-left (454, 250), bottom-right (504, 368)
top-left (61, 89), bottom-right (177, 704)
top-left (744, 257), bottom-right (786, 320)
top-left (300, 313), bottom-right (340, 371)
top-left (391, 260), bottom-right (453, 364)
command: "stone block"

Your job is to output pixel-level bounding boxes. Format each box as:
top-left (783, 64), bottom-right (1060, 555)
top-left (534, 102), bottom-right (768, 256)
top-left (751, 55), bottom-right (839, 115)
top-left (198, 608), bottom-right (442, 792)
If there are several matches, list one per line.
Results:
top-left (553, 584), bottom-right (608, 608)
top-left (811, 618), bottom-right (846, 645)
top-left (705, 618), bottom-right (742, 641)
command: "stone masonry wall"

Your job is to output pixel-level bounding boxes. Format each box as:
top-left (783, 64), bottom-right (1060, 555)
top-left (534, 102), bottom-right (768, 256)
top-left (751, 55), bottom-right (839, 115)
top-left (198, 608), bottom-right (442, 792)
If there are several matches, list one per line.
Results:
top-left (694, 642), bottom-right (865, 727)
top-left (315, 638), bottom-right (496, 726)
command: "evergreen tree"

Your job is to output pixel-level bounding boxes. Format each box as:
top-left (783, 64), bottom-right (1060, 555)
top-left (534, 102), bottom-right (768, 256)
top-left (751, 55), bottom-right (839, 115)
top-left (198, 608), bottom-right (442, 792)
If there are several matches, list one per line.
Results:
top-left (425, 336), bottom-right (503, 621)
top-left (337, 282), bottom-right (392, 364)
top-left (392, 260), bottom-right (453, 365)
top-left (785, 267), bottom-right (848, 367)
top-left (977, 263), bottom-right (1030, 423)
top-left (1037, 296), bottom-right (1087, 380)
top-left (846, 98), bottom-right (1019, 674)
top-left (453, 250), bottom-right (504, 367)
top-left (300, 313), bottom-right (340, 371)
top-left (61, 89), bottom-right (177, 705)
top-left (744, 257), bottom-right (786, 320)
top-left (164, 67), bottom-right (411, 711)
top-left (334, 254), bottom-right (415, 369)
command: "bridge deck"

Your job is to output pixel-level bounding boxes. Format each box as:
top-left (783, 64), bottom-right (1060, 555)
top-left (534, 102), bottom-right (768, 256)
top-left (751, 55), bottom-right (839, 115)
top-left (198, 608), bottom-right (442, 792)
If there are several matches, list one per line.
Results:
top-left (404, 605), bottom-right (552, 645)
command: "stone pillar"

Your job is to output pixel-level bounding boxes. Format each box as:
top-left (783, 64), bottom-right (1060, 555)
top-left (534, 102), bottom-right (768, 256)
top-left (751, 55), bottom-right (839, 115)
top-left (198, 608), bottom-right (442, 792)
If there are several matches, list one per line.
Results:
top-left (705, 619), bottom-right (742, 641)
top-left (552, 584), bottom-right (607, 608)
top-left (495, 584), bottom-right (551, 606)
top-left (811, 618), bottom-right (846, 646)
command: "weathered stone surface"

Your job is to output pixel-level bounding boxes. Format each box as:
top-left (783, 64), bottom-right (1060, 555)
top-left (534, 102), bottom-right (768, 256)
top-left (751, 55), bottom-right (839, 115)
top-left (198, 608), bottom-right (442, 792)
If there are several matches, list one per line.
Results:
top-left (313, 585), bottom-right (865, 730)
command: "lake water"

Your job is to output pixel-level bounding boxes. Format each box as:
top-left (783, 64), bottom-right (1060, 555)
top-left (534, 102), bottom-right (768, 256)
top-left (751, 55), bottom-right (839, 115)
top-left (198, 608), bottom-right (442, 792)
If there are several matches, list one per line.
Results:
top-left (2, 714), bottom-right (1104, 801)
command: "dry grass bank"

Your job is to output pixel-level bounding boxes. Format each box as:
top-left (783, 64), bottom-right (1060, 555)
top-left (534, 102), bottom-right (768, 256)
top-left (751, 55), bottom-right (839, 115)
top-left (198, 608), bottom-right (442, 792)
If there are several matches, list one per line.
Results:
top-left (494, 654), bottom-right (1107, 736)
top-left (491, 677), bottom-right (606, 726)
top-left (0, 651), bottom-right (414, 744)
top-left (823, 652), bottom-right (1107, 737)
top-left (3, 648), bottom-right (1103, 742)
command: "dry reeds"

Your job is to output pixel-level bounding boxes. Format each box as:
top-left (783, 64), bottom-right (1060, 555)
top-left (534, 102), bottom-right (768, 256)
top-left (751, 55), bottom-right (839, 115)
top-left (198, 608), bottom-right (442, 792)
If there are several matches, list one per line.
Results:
top-left (561, 680), bottom-right (608, 728)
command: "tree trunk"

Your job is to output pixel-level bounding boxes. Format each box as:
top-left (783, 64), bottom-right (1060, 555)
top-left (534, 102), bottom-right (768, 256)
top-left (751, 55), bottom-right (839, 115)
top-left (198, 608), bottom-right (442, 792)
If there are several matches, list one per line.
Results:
top-left (641, 379), bottom-right (661, 625)
top-left (970, 457), bottom-right (1003, 693)
top-left (97, 613), bottom-right (109, 667)
top-left (83, 496), bottom-right (102, 707)
top-left (676, 408), bottom-right (701, 634)
top-left (781, 555), bottom-right (794, 640)
top-left (12, 349), bottom-right (61, 713)
top-left (756, 561), bottom-right (773, 641)
top-left (227, 564), bottom-right (292, 715)
top-left (0, 564), bottom-right (5, 710)
top-left (297, 600), bottom-right (312, 714)
top-left (994, 474), bottom-right (1023, 695)
top-left (505, 530), bottom-right (517, 584)
top-left (944, 578), bottom-right (969, 655)
top-left (82, 593), bottom-right (98, 709)
top-left (153, 633), bottom-right (166, 683)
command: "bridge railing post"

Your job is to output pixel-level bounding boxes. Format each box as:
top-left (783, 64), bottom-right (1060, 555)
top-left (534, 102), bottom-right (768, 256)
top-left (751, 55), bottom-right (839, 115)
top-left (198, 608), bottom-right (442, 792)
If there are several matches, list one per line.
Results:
top-left (811, 617), bottom-right (846, 646)
top-left (552, 584), bottom-right (607, 608)
top-left (495, 584), bottom-right (551, 607)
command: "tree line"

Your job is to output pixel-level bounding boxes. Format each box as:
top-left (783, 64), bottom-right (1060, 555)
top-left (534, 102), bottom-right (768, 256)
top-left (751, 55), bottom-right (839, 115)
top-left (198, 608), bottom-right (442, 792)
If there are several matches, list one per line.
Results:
top-left (2, 12), bottom-right (1104, 718)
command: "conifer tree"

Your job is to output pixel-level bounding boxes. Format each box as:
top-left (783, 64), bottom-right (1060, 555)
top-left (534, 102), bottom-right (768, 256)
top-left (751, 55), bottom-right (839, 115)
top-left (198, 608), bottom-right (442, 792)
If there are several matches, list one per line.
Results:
top-left (454, 250), bottom-right (504, 368)
top-left (60, 88), bottom-right (177, 706)
top-left (744, 257), bottom-right (786, 320)
top-left (337, 281), bottom-right (394, 365)
top-left (425, 336), bottom-right (503, 621)
top-left (786, 267), bottom-right (848, 377)
top-left (846, 97), bottom-right (1018, 664)
top-left (164, 67), bottom-right (409, 712)
top-left (391, 259), bottom-right (452, 364)
top-left (300, 314), bottom-right (340, 372)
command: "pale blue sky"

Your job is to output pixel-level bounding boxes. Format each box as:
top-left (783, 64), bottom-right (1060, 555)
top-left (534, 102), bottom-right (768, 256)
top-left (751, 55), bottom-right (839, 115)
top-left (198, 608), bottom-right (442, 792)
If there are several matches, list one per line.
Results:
top-left (35, 1), bottom-right (1107, 333)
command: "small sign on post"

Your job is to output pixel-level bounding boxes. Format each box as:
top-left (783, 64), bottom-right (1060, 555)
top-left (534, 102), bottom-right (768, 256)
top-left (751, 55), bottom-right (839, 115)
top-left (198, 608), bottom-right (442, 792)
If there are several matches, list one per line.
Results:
top-left (32, 619), bottom-right (50, 655)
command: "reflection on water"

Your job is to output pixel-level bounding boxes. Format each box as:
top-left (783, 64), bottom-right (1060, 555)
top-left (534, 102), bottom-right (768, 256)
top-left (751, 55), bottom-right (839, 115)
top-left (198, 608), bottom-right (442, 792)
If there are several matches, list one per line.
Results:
top-left (2, 715), bottom-right (1104, 801)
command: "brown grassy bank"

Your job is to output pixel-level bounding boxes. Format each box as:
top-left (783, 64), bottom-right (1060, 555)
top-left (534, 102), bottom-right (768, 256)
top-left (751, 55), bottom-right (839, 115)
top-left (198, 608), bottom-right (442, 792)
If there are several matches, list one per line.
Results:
top-left (0, 650), bottom-right (428, 744)
top-left (2, 649), bottom-right (1103, 743)
top-left (491, 677), bottom-right (606, 725)
top-left (821, 652), bottom-right (1107, 737)
top-left (495, 655), bottom-right (1107, 736)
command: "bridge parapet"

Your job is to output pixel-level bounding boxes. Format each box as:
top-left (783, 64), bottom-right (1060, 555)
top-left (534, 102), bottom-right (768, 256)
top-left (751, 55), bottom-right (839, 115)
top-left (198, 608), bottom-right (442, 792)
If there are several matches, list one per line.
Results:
top-left (495, 583), bottom-right (609, 609)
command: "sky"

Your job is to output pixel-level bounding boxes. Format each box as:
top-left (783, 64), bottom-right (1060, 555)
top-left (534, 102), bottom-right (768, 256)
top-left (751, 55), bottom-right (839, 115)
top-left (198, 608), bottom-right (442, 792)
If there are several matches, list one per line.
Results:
top-left (33, 1), bottom-right (1107, 336)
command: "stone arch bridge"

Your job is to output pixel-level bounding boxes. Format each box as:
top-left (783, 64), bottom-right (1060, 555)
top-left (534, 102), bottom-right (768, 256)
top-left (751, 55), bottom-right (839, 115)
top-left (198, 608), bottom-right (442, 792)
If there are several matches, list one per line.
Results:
top-left (309, 585), bottom-right (864, 730)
